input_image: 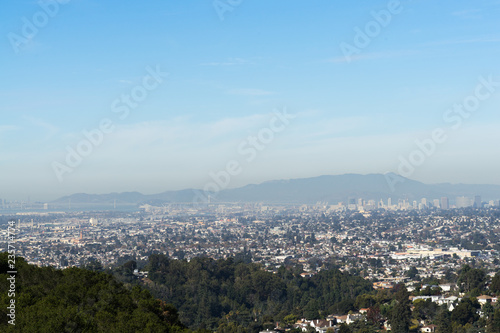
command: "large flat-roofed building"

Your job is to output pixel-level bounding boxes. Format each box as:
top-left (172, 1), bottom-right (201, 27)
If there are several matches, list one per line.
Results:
top-left (392, 248), bottom-right (480, 260)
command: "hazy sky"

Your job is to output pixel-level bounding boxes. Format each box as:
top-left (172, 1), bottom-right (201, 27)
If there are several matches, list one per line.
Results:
top-left (1, 0), bottom-right (500, 201)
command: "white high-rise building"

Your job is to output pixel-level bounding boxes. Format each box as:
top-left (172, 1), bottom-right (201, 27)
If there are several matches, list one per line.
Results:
top-left (456, 196), bottom-right (472, 208)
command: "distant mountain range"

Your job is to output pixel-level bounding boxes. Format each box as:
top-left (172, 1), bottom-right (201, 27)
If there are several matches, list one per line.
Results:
top-left (52, 173), bottom-right (500, 206)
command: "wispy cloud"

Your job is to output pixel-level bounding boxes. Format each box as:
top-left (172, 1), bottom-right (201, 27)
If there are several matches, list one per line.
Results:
top-left (201, 57), bottom-right (254, 66)
top-left (0, 125), bottom-right (19, 133)
top-left (226, 88), bottom-right (275, 96)
top-left (111, 113), bottom-right (276, 145)
top-left (328, 50), bottom-right (417, 63)
top-left (451, 9), bottom-right (482, 19)
top-left (427, 36), bottom-right (500, 46)
top-left (23, 116), bottom-right (59, 140)
top-left (118, 79), bottom-right (133, 84)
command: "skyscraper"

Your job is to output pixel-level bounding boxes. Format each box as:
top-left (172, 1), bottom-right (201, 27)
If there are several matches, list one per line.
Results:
top-left (433, 199), bottom-right (440, 208)
top-left (441, 197), bottom-right (449, 210)
top-left (456, 196), bottom-right (471, 208)
top-left (474, 195), bottom-right (482, 208)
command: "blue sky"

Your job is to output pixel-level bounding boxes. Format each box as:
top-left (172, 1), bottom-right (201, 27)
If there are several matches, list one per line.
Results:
top-left (1, 0), bottom-right (500, 201)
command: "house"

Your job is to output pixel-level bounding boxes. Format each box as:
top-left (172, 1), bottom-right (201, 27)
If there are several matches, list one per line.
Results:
top-left (421, 324), bottom-right (437, 332)
top-left (439, 283), bottom-right (456, 292)
top-left (133, 269), bottom-right (149, 277)
top-left (293, 319), bottom-right (312, 332)
top-left (293, 319), bottom-right (310, 332)
top-left (310, 319), bottom-right (335, 332)
top-left (359, 308), bottom-right (369, 314)
top-left (477, 295), bottom-right (493, 305)
top-left (421, 284), bottom-right (439, 290)
top-left (442, 296), bottom-right (459, 304)
top-left (411, 295), bottom-right (442, 303)
top-left (373, 281), bottom-right (394, 289)
top-left (310, 319), bottom-right (334, 328)
top-left (346, 313), bottom-right (363, 324)
top-left (300, 272), bottom-right (315, 278)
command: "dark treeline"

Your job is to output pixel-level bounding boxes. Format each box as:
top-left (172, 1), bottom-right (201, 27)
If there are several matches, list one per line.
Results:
top-left (138, 254), bottom-right (374, 331)
top-left (0, 253), bottom-right (189, 332)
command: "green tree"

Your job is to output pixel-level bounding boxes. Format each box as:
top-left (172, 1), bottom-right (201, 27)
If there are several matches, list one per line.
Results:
top-left (490, 273), bottom-right (500, 293)
top-left (451, 298), bottom-right (480, 326)
top-left (413, 299), bottom-right (438, 322)
top-left (84, 259), bottom-right (104, 272)
top-left (355, 294), bottom-right (376, 309)
top-left (304, 299), bottom-right (320, 319)
top-left (488, 308), bottom-right (500, 333)
top-left (338, 323), bottom-right (352, 333)
top-left (366, 306), bottom-right (382, 326)
top-left (390, 284), bottom-right (411, 333)
top-left (483, 303), bottom-right (495, 319)
top-left (406, 266), bottom-right (419, 279)
top-left (123, 260), bottom-right (137, 275)
top-left (435, 306), bottom-right (452, 333)
top-left (457, 265), bottom-right (486, 293)
top-left (284, 314), bottom-right (298, 326)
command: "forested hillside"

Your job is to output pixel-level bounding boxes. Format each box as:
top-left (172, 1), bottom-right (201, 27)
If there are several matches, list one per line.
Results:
top-left (4, 252), bottom-right (500, 332)
top-left (0, 253), bottom-right (189, 332)
top-left (141, 255), bottom-right (374, 331)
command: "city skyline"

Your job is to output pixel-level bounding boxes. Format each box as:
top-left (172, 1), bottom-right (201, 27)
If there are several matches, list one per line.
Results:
top-left (2, 1), bottom-right (500, 201)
